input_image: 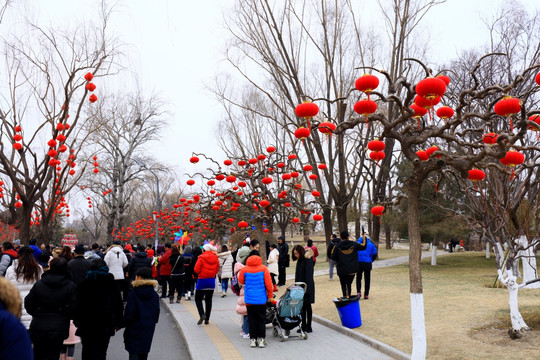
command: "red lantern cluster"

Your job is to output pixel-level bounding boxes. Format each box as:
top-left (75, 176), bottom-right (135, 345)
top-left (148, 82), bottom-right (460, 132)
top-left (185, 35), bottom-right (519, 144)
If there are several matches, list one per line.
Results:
top-left (13, 124), bottom-right (22, 151)
top-left (92, 155), bottom-right (99, 174)
top-left (482, 133), bottom-right (498, 144)
top-left (368, 139), bottom-right (385, 163)
top-left (416, 77), bottom-right (447, 101)
top-left (85, 73), bottom-right (99, 103)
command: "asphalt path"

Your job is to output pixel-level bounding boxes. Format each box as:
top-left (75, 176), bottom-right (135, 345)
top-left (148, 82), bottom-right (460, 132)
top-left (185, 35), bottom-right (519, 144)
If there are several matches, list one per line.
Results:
top-left (73, 301), bottom-right (188, 359)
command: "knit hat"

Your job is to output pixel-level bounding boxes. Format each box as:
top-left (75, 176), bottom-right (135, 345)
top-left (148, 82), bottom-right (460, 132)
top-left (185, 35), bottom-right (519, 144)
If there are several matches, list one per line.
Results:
top-left (236, 246), bottom-right (250, 265)
top-left (13, 239), bottom-right (21, 246)
top-left (203, 244), bottom-right (217, 252)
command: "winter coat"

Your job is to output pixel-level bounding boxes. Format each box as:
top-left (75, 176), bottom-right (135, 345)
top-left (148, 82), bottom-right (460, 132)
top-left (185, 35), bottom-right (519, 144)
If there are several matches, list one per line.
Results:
top-left (0, 277), bottom-right (33, 360)
top-left (158, 249), bottom-right (172, 276)
top-left (278, 242), bottom-right (289, 267)
top-left (127, 252), bottom-right (152, 281)
top-left (330, 239), bottom-right (366, 276)
top-left (267, 248), bottom-right (279, 275)
top-left (104, 245), bottom-right (129, 280)
top-left (67, 256), bottom-right (91, 286)
top-left (357, 238), bottom-right (377, 263)
top-left (305, 245), bottom-right (319, 263)
top-left (169, 253), bottom-right (185, 275)
top-left (218, 251), bottom-right (234, 279)
top-left (73, 268), bottom-right (124, 338)
top-left (24, 271), bottom-right (77, 340)
top-left (29, 245), bottom-right (42, 261)
top-left (234, 262), bottom-right (247, 315)
top-left (295, 248), bottom-right (315, 304)
top-left (183, 253), bottom-right (194, 281)
top-left (0, 249), bottom-right (18, 276)
top-left (123, 279), bottom-right (160, 354)
top-left (194, 251), bottom-right (219, 290)
top-left (238, 255), bottom-right (273, 305)
top-left (5, 260), bottom-right (43, 329)
top-left (327, 238), bottom-right (340, 259)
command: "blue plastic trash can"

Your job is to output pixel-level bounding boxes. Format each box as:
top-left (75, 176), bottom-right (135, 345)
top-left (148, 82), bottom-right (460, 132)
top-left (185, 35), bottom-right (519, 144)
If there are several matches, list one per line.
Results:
top-left (333, 294), bottom-right (362, 328)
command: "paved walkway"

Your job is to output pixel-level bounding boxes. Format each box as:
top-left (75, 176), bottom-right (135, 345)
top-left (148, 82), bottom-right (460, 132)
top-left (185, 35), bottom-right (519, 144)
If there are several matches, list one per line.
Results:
top-left (163, 250), bottom-right (443, 360)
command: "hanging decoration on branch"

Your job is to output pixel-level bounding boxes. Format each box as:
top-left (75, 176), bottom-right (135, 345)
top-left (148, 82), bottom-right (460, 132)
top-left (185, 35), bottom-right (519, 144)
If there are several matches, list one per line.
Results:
top-left (371, 205), bottom-right (385, 224)
top-left (468, 169), bottom-right (485, 190)
top-left (295, 101), bottom-right (319, 128)
top-left (500, 150), bottom-right (524, 179)
top-left (317, 122), bottom-right (336, 137)
top-left (494, 96), bottom-right (521, 131)
top-left (410, 104), bottom-right (428, 130)
top-left (355, 74), bottom-right (379, 100)
top-left (354, 99), bottom-right (377, 128)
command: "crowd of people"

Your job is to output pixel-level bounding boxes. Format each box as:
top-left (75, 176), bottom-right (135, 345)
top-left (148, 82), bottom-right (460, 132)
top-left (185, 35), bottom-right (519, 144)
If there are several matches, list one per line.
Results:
top-left (0, 230), bottom-right (378, 356)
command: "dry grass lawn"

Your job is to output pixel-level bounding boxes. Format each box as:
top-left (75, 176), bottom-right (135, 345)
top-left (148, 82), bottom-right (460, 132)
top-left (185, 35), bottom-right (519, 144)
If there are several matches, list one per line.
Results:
top-left (280, 251), bottom-right (540, 359)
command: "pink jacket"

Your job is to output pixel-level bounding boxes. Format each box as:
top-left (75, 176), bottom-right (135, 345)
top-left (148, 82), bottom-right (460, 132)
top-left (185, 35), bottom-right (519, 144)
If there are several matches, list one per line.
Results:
top-left (234, 262), bottom-right (247, 315)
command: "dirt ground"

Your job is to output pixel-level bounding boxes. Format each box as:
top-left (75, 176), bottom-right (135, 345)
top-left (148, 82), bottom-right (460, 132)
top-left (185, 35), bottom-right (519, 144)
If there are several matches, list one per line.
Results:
top-left (278, 251), bottom-right (540, 359)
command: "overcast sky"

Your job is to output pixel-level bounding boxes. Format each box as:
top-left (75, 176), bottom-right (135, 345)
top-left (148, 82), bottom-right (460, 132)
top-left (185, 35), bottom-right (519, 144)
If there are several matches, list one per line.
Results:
top-left (3, 0), bottom-right (539, 176)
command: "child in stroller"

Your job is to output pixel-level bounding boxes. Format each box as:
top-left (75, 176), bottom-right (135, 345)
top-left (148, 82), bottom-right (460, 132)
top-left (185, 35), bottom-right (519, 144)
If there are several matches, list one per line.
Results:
top-left (267, 282), bottom-right (308, 341)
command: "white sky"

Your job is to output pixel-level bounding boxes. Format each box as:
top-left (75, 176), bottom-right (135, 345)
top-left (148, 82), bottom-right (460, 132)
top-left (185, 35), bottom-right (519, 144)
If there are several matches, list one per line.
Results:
top-left (3, 0), bottom-right (539, 177)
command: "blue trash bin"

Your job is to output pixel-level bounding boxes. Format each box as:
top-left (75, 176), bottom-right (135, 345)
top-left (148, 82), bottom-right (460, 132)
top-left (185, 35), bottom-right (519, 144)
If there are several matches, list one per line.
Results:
top-left (333, 294), bottom-right (362, 328)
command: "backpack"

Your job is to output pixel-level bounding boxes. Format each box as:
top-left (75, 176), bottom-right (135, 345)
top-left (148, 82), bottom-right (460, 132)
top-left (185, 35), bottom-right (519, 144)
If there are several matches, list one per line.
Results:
top-left (231, 273), bottom-right (241, 295)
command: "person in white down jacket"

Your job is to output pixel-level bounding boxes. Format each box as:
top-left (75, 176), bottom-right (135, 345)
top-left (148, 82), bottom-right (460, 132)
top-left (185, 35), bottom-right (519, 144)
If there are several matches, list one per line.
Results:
top-left (104, 241), bottom-right (129, 301)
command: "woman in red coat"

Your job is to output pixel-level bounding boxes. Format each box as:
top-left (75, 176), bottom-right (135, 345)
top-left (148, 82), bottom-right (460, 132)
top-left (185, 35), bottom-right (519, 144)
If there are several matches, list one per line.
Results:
top-left (193, 244), bottom-right (220, 325)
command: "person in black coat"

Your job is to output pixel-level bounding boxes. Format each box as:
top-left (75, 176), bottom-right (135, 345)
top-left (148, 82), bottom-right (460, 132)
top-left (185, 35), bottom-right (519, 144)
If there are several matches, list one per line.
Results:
top-left (67, 245), bottom-right (91, 286)
top-left (124, 267), bottom-right (160, 360)
top-left (25, 257), bottom-right (77, 360)
top-left (168, 246), bottom-right (185, 303)
top-left (330, 230), bottom-right (366, 298)
top-left (73, 259), bottom-right (124, 360)
top-left (293, 245), bottom-right (315, 333)
top-left (277, 236), bottom-right (289, 286)
top-left (127, 246), bottom-right (152, 282)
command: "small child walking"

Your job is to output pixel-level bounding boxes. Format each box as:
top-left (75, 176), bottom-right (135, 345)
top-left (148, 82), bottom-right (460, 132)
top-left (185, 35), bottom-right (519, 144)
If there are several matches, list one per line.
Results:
top-left (124, 267), bottom-right (160, 360)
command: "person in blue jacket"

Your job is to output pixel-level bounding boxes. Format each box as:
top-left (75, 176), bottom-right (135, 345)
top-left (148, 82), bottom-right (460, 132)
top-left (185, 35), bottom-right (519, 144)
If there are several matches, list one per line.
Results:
top-left (356, 233), bottom-right (377, 299)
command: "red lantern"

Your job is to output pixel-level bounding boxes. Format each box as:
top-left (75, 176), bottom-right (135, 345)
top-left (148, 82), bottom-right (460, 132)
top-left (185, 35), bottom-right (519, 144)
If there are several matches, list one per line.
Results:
top-left (290, 172), bottom-right (299, 178)
top-left (416, 150), bottom-right (429, 161)
top-left (13, 134), bottom-right (22, 141)
top-left (371, 205), bottom-right (385, 217)
top-left (14, 125), bottom-right (22, 132)
top-left (426, 146), bottom-right (439, 158)
top-left (353, 99), bottom-right (377, 126)
top-left (283, 202), bottom-right (291, 208)
top-left (318, 164), bottom-right (327, 170)
top-left (224, 159), bottom-right (233, 166)
top-left (528, 115), bottom-right (540, 132)
top-left (14, 201), bottom-right (22, 208)
top-left (367, 140), bottom-right (385, 152)
top-left (207, 180), bottom-right (215, 186)
top-left (86, 82), bottom-right (96, 92)
top-left (238, 181), bottom-right (247, 188)
top-left (84, 72), bottom-right (94, 81)
top-left (13, 142), bottom-right (22, 151)
top-left (238, 221), bottom-right (249, 229)
top-left (294, 127), bottom-right (311, 140)
top-left (295, 102), bottom-right (319, 119)
top-left (226, 175), bottom-right (236, 183)
top-left (312, 191), bottom-right (320, 197)
top-left (56, 134), bottom-right (66, 142)
top-left (238, 160), bottom-right (247, 166)
top-left (257, 154), bottom-right (266, 161)
top-left (500, 150), bottom-right (525, 178)
top-left (186, 179), bottom-right (195, 186)
top-left (313, 214), bottom-right (323, 221)
top-left (355, 74), bottom-right (379, 95)
top-left (291, 217), bottom-right (300, 223)
top-left (248, 158), bottom-right (258, 165)
top-left (216, 174), bottom-right (226, 181)
top-left (89, 94), bottom-right (98, 103)
top-left (303, 165), bottom-right (313, 172)
top-left (282, 173), bottom-right (292, 180)
top-left (410, 104), bottom-right (428, 118)
top-left (318, 122), bottom-right (336, 135)
top-left (414, 95), bottom-right (441, 109)
top-left (416, 77), bottom-right (447, 100)
top-left (288, 154), bottom-right (297, 161)
top-left (267, 146), bottom-right (276, 153)
top-left (93, 168), bottom-right (99, 173)
top-left (494, 97), bottom-right (521, 130)
top-left (369, 151), bottom-right (385, 163)
top-left (259, 200), bottom-right (270, 207)
top-left (309, 174), bottom-right (317, 181)
top-left (482, 133), bottom-right (498, 144)
top-left (436, 106), bottom-right (454, 120)
top-left (437, 75), bottom-right (450, 85)
top-left (262, 177), bottom-right (273, 185)
top-left (468, 169), bottom-right (485, 190)
top-left (536, 72), bottom-right (540, 86)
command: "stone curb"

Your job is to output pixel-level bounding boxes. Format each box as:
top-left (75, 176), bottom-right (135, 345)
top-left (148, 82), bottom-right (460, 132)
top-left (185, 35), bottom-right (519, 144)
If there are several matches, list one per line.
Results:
top-left (161, 299), bottom-right (196, 360)
top-left (313, 314), bottom-right (411, 360)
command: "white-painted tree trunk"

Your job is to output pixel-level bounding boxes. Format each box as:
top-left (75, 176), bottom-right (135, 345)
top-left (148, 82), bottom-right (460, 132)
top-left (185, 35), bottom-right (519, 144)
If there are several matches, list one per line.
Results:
top-left (485, 242), bottom-right (490, 259)
top-left (431, 246), bottom-right (437, 266)
top-left (515, 235), bottom-right (540, 289)
top-left (498, 268), bottom-right (529, 331)
top-left (410, 293), bottom-right (427, 360)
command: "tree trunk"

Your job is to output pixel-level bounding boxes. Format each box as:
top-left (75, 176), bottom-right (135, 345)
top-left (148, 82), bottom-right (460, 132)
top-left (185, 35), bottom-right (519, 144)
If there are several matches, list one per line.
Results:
top-left (384, 222), bottom-right (392, 250)
top-left (17, 206), bottom-right (33, 244)
top-left (431, 246), bottom-right (437, 266)
top-left (407, 179), bottom-right (426, 360)
top-left (516, 235), bottom-right (540, 289)
top-left (322, 208), bottom-right (333, 251)
top-left (499, 268), bottom-right (530, 331)
top-left (336, 204), bottom-right (348, 232)
top-left (486, 242), bottom-right (490, 259)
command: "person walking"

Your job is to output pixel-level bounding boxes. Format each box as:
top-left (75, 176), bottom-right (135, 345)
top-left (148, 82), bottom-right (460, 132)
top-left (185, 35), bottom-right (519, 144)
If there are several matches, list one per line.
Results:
top-left (67, 245), bottom-right (90, 286)
top-left (234, 248), bottom-right (250, 338)
top-left (127, 246), bottom-right (152, 283)
top-left (218, 244), bottom-right (234, 298)
top-left (305, 239), bottom-right (319, 263)
top-left (5, 246), bottom-right (43, 329)
top-left (277, 236), bottom-right (289, 286)
top-left (267, 243), bottom-right (279, 291)
top-left (356, 233), bottom-right (378, 300)
top-left (104, 241), bottom-right (129, 302)
top-left (73, 259), bottom-right (124, 360)
top-left (193, 244), bottom-right (220, 325)
top-left (327, 234), bottom-right (340, 281)
top-left (124, 267), bottom-right (160, 360)
top-left (169, 246), bottom-right (185, 304)
top-left (158, 243), bottom-right (172, 299)
top-left (330, 230), bottom-right (366, 299)
top-left (0, 241), bottom-right (18, 276)
top-left (182, 246), bottom-right (195, 300)
top-left (0, 277), bottom-right (33, 360)
top-left (293, 245), bottom-right (315, 333)
top-left (25, 257), bottom-right (77, 360)
top-left (238, 250), bottom-right (273, 348)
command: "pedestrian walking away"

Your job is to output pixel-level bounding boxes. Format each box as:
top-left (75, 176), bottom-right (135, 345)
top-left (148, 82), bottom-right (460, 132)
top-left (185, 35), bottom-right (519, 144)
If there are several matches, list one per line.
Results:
top-left (127, 246), bottom-right (152, 283)
top-left (218, 244), bottom-right (234, 297)
top-left (356, 233), bottom-right (378, 299)
top-left (194, 244), bottom-right (220, 325)
top-left (327, 234), bottom-right (340, 280)
top-left (169, 245), bottom-right (185, 304)
top-left (267, 243), bottom-right (279, 291)
top-left (277, 236), bottom-right (289, 286)
top-left (158, 243), bottom-right (173, 299)
top-left (0, 241), bottom-right (18, 276)
top-left (330, 230), bottom-right (366, 298)
top-left (234, 250), bottom-right (249, 339)
top-left (104, 241), bottom-right (129, 302)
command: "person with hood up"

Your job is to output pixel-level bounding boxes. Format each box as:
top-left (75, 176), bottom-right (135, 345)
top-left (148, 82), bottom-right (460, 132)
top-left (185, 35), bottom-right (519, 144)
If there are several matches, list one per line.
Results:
top-left (73, 259), bottom-right (124, 360)
top-left (5, 246), bottom-right (43, 329)
top-left (293, 245), bottom-right (315, 333)
top-left (193, 244), bottom-right (220, 325)
top-left (0, 277), bottom-right (33, 360)
top-left (25, 257), bottom-right (77, 360)
top-left (217, 244), bottom-right (234, 298)
top-left (238, 250), bottom-right (273, 348)
top-left (104, 240), bottom-right (129, 302)
top-left (127, 245), bottom-right (152, 283)
top-left (330, 230), bottom-right (366, 299)
top-left (124, 267), bottom-right (160, 360)
top-left (0, 241), bottom-right (18, 276)
top-left (182, 246), bottom-right (195, 300)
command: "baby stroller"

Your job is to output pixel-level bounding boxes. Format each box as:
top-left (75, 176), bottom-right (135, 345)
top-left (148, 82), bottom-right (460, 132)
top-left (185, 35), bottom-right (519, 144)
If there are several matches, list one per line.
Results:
top-left (268, 282), bottom-right (308, 341)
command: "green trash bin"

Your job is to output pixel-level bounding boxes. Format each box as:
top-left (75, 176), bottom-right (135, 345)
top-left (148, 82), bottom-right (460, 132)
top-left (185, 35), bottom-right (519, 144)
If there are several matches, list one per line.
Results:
top-left (333, 295), bottom-right (362, 328)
